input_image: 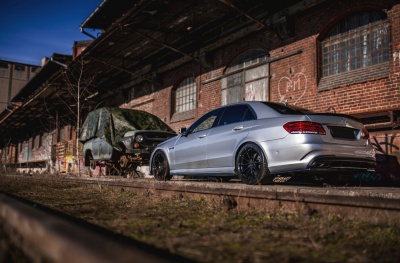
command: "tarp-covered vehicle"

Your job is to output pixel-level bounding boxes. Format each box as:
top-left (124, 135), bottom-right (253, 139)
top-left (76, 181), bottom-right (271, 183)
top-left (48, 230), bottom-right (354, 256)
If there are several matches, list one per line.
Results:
top-left (80, 107), bottom-right (176, 176)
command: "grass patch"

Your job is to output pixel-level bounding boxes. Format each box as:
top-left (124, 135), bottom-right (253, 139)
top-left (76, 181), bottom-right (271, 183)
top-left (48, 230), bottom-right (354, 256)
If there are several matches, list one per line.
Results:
top-left (0, 175), bottom-right (399, 263)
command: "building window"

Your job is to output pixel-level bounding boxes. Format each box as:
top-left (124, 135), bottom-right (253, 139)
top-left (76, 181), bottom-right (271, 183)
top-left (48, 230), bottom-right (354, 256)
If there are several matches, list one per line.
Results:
top-left (15, 65), bottom-right (25, 71)
top-left (321, 11), bottom-right (389, 77)
top-left (222, 49), bottom-right (269, 105)
top-left (14, 64), bottom-right (27, 80)
top-left (173, 76), bottom-right (197, 114)
top-left (0, 62), bottom-right (9, 78)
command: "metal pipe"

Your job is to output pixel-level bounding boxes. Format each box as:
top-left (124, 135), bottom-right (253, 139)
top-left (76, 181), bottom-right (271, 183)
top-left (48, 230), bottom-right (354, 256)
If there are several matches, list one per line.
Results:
top-left (80, 28), bottom-right (97, 40)
top-left (123, 25), bottom-right (202, 64)
top-left (219, 0), bottom-right (269, 29)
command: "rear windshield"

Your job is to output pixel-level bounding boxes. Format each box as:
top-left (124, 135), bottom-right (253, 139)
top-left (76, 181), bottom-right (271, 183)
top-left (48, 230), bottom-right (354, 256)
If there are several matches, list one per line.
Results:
top-left (262, 102), bottom-right (315, 115)
top-left (262, 102), bottom-right (361, 122)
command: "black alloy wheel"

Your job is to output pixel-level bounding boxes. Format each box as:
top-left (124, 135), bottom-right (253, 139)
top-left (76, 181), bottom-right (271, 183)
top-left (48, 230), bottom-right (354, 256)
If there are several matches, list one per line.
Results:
top-left (151, 151), bottom-right (173, 181)
top-left (236, 143), bottom-right (271, 185)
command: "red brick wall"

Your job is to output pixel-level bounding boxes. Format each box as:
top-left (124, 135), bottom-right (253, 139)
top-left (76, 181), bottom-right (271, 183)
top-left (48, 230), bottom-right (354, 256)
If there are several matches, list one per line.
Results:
top-left (124, 1), bottom-right (400, 170)
top-left (268, 1), bottom-right (400, 115)
top-left (131, 1), bottom-right (399, 127)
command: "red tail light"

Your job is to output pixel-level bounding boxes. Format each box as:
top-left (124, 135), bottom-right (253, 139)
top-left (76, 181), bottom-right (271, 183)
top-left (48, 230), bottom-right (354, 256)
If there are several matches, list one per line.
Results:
top-left (283, 121), bottom-right (326, 135)
top-left (361, 128), bottom-right (369, 139)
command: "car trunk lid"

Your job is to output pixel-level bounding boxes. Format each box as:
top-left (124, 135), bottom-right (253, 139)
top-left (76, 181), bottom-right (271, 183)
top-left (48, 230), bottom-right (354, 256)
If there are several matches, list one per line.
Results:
top-left (305, 113), bottom-right (368, 146)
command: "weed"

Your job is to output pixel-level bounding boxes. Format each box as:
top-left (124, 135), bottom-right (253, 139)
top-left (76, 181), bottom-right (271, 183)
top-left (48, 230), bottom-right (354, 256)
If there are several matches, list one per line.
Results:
top-left (1, 175), bottom-right (400, 263)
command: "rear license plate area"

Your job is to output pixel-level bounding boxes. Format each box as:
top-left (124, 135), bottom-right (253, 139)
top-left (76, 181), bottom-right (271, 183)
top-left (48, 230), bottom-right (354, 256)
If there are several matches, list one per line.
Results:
top-left (328, 126), bottom-right (357, 140)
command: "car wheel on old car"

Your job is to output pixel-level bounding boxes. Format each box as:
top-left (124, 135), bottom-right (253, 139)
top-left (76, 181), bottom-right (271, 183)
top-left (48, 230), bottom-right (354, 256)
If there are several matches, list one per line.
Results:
top-left (236, 143), bottom-right (272, 185)
top-left (86, 153), bottom-right (99, 177)
top-left (152, 151), bottom-right (173, 181)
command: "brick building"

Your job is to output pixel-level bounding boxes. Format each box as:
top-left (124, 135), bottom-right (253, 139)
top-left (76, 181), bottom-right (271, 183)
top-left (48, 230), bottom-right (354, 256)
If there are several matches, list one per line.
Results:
top-left (0, 0), bottom-right (399, 180)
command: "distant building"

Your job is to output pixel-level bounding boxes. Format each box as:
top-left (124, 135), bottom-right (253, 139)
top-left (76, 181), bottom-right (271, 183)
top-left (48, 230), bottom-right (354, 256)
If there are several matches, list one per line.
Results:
top-left (0, 59), bottom-right (40, 113)
top-left (73, 40), bottom-right (93, 59)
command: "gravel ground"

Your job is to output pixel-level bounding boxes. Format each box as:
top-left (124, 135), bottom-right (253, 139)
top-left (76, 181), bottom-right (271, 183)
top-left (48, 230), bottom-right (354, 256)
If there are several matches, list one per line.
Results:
top-left (1, 175), bottom-right (400, 263)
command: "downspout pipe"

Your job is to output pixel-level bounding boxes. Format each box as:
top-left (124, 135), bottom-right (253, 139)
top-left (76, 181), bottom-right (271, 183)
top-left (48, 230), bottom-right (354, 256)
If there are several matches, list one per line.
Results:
top-left (80, 27), bottom-right (97, 40)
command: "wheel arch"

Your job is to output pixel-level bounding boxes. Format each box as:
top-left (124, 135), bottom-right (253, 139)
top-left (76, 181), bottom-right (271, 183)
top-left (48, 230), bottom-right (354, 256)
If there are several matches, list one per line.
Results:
top-left (234, 140), bottom-right (270, 171)
top-left (84, 149), bottom-right (93, 166)
top-left (149, 149), bottom-right (171, 175)
top-left (234, 140), bottom-right (272, 184)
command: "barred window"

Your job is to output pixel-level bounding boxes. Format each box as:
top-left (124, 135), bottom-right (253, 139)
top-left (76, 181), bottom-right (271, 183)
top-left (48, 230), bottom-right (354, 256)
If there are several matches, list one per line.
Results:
top-left (321, 11), bottom-right (389, 77)
top-left (226, 49), bottom-right (268, 74)
top-left (174, 76), bottom-right (197, 113)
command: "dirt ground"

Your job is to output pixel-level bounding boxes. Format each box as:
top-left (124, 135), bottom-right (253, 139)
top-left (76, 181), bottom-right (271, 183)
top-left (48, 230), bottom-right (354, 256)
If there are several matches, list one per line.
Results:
top-left (1, 175), bottom-right (400, 263)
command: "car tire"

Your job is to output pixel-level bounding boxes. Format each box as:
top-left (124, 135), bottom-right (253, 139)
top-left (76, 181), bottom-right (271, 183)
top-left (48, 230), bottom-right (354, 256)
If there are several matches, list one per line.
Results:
top-left (151, 151), bottom-right (173, 181)
top-left (90, 159), bottom-right (97, 170)
top-left (236, 143), bottom-right (271, 185)
top-left (86, 154), bottom-right (98, 177)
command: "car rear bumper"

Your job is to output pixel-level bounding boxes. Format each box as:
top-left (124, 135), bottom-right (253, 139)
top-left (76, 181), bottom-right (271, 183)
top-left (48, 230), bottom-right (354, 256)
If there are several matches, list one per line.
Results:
top-left (261, 140), bottom-right (376, 174)
top-left (307, 156), bottom-right (376, 172)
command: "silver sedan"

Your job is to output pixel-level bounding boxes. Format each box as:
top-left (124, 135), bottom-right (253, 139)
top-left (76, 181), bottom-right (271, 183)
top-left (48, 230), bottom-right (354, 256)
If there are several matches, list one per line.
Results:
top-left (149, 101), bottom-right (376, 185)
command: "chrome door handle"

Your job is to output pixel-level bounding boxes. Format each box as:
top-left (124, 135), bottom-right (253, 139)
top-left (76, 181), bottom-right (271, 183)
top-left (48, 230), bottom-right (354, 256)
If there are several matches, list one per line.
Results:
top-left (233, 125), bottom-right (244, 131)
top-left (198, 134), bottom-right (206, 139)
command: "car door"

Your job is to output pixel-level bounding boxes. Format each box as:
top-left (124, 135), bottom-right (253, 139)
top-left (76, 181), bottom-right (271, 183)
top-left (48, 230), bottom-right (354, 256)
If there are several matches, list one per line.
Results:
top-left (206, 104), bottom-right (256, 168)
top-left (173, 108), bottom-right (222, 170)
top-left (99, 135), bottom-right (113, 159)
top-left (91, 137), bottom-right (102, 160)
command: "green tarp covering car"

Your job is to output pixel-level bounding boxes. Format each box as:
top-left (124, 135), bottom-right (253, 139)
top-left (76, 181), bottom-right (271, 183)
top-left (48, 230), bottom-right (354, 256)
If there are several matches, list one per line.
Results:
top-left (80, 107), bottom-right (176, 175)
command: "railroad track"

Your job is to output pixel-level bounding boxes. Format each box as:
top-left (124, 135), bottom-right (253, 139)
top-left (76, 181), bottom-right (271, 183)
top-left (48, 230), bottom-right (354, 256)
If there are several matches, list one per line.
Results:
top-left (1, 175), bottom-right (400, 263)
top-left (0, 192), bottom-right (192, 263)
top-left (65, 176), bottom-right (400, 224)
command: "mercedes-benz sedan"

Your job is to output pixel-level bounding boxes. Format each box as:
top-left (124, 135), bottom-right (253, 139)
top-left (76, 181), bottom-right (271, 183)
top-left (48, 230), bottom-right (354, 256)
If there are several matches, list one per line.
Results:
top-left (149, 101), bottom-right (376, 185)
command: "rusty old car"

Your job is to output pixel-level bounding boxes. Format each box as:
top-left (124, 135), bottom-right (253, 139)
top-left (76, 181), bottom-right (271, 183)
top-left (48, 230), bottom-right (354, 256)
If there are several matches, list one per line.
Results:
top-left (80, 107), bottom-right (176, 176)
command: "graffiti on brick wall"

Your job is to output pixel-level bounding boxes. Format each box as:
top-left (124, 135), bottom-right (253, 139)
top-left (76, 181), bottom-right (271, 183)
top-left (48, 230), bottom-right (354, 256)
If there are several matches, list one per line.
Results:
top-left (371, 133), bottom-right (399, 156)
top-left (354, 133), bottom-right (400, 184)
top-left (278, 69), bottom-right (308, 105)
top-left (353, 172), bottom-right (382, 183)
top-left (393, 50), bottom-right (400, 64)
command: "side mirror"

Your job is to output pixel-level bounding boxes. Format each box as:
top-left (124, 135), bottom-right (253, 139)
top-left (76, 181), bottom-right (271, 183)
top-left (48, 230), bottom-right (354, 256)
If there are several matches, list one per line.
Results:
top-left (179, 127), bottom-right (187, 135)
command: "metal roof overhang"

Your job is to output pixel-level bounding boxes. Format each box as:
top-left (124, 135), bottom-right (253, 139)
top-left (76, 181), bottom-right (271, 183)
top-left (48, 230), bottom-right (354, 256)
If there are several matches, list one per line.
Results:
top-left (0, 0), bottom-right (319, 148)
top-left (80, 0), bottom-right (138, 32)
top-left (75, 0), bottom-right (303, 103)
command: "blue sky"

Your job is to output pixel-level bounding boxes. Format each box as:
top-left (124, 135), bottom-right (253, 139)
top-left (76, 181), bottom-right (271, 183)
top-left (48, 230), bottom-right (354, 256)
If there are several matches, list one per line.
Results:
top-left (0, 0), bottom-right (102, 65)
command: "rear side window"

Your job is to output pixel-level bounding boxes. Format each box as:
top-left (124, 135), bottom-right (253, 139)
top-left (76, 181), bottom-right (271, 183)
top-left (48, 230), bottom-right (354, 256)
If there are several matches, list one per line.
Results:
top-left (218, 105), bottom-right (256, 126)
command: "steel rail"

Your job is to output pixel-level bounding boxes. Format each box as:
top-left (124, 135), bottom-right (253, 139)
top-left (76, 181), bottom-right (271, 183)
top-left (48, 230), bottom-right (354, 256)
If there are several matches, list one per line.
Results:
top-left (0, 192), bottom-right (193, 263)
top-left (2, 176), bottom-right (399, 262)
top-left (64, 177), bottom-right (400, 224)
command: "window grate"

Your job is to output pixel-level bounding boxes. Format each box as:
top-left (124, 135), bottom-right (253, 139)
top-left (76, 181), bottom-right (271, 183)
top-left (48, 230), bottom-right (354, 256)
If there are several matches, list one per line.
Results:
top-left (321, 11), bottom-right (389, 77)
top-left (174, 76), bottom-right (197, 113)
